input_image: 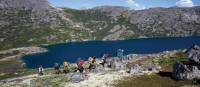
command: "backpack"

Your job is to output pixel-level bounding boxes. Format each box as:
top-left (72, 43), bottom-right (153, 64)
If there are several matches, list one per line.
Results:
top-left (78, 60), bottom-right (84, 66)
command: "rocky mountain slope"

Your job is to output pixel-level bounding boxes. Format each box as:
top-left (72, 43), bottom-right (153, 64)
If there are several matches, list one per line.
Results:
top-left (62, 6), bottom-right (200, 40)
top-left (0, 0), bottom-right (64, 49)
top-left (0, 0), bottom-right (200, 50)
top-left (129, 7), bottom-right (200, 37)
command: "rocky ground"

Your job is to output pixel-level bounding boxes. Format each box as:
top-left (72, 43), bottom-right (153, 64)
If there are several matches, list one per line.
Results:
top-left (1, 50), bottom-right (194, 87)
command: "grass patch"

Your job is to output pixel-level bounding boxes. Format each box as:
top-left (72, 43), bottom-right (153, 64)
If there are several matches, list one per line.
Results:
top-left (157, 52), bottom-right (188, 66)
top-left (0, 58), bottom-right (37, 80)
top-left (113, 52), bottom-right (199, 87)
top-left (113, 74), bottom-right (199, 87)
top-left (30, 75), bottom-right (69, 87)
top-left (0, 60), bottom-right (21, 68)
top-left (1, 83), bottom-right (28, 87)
top-left (0, 69), bottom-right (37, 80)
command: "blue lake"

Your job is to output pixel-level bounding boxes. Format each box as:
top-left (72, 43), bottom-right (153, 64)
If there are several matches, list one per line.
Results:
top-left (22, 36), bottom-right (200, 68)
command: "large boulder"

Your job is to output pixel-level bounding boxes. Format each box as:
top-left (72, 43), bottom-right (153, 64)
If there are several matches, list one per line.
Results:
top-left (128, 64), bottom-right (159, 74)
top-left (114, 61), bottom-right (123, 70)
top-left (129, 64), bottom-right (142, 74)
top-left (66, 72), bottom-right (85, 83)
top-left (186, 45), bottom-right (200, 64)
top-left (172, 62), bottom-right (200, 80)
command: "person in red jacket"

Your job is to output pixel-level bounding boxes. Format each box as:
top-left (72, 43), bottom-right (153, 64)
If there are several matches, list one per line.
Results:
top-left (76, 58), bottom-right (84, 73)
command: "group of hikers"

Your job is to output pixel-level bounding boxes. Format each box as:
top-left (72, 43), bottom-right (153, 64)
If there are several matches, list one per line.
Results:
top-left (37, 49), bottom-right (124, 76)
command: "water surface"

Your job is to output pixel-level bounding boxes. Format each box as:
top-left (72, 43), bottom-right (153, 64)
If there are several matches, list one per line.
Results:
top-left (22, 36), bottom-right (200, 68)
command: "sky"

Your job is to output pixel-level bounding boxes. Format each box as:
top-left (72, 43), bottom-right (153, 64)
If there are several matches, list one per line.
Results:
top-left (48, 0), bottom-right (200, 10)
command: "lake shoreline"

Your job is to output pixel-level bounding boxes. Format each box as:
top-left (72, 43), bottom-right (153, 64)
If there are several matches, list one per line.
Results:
top-left (44, 36), bottom-right (200, 45)
top-left (0, 46), bottom-right (48, 61)
top-left (0, 47), bottom-right (48, 73)
top-left (23, 36), bottom-right (200, 68)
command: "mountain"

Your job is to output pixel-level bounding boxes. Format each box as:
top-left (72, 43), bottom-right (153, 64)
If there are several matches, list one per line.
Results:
top-left (93, 5), bottom-right (130, 19)
top-left (62, 6), bottom-right (200, 40)
top-left (0, 0), bottom-right (200, 50)
top-left (129, 7), bottom-right (200, 37)
top-left (0, 0), bottom-right (86, 50)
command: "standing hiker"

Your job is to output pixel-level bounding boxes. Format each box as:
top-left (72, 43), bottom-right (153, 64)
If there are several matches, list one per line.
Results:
top-left (92, 56), bottom-right (97, 69)
top-left (100, 54), bottom-right (108, 67)
top-left (63, 60), bottom-right (70, 74)
top-left (92, 56), bottom-right (96, 64)
top-left (38, 65), bottom-right (44, 76)
top-left (117, 49), bottom-right (124, 58)
top-left (117, 49), bottom-right (124, 61)
top-left (76, 58), bottom-right (84, 73)
top-left (54, 63), bottom-right (61, 74)
top-left (88, 57), bottom-right (94, 72)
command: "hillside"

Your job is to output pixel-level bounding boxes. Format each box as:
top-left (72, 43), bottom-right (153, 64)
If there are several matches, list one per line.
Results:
top-left (129, 7), bottom-right (200, 37)
top-left (0, 0), bottom-right (200, 50)
top-left (1, 50), bottom-right (200, 87)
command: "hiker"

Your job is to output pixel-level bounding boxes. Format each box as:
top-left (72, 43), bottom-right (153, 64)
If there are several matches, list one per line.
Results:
top-left (117, 49), bottom-right (124, 61)
top-left (100, 54), bottom-right (108, 67)
top-left (117, 49), bottom-right (124, 58)
top-left (76, 58), bottom-right (84, 73)
top-left (54, 63), bottom-right (61, 74)
top-left (63, 60), bottom-right (70, 74)
top-left (92, 56), bottom-right (97, 69)
top-left (88, 57), bottom-right (95, 72)
top-left (38, 65), bottom-right (44, 76)
top-left (92, 56), bottom-right (96, 64)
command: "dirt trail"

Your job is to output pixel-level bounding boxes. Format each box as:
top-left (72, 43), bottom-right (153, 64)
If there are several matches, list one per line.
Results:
top-left (0, 74), bottom-right (52, 85)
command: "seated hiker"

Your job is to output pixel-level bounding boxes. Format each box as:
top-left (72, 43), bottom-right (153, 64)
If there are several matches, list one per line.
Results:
top-left (76, 58), bottom-right (84, 73)
top-left (38, 65), bottom-right (44, 76)
top-left (54, 63), bottom-right (61, 74)
top-left (100, 54), bottom-right (108, 67)
top-left (63, 60), bottom-right (70, 74)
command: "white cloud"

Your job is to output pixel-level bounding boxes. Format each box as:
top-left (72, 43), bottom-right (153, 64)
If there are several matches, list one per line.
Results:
top-left (176, 0), bottom-right (194, 7)
top-left (126, 0), bottom-right (145, 10)
top-left (126, 0), bottom-right (135, 6)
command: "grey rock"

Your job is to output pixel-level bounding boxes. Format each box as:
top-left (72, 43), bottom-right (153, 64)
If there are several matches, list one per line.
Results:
top-left (186, 45), bottom-right (200, 64)
top-left (66, 72), bottom-right (85, 83)
top-left (172, 62), bottom-right (190, 80)
top-left (128, 64), bottom-right (158, 74)
top-left (114, 61), bottom-right (123, 70)
top-left (172, 62), bottom-right (200, 80)
top-left (130, 64), bottom-right (142, 74)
